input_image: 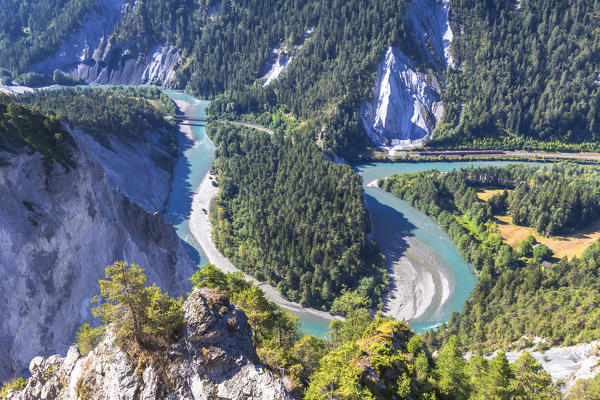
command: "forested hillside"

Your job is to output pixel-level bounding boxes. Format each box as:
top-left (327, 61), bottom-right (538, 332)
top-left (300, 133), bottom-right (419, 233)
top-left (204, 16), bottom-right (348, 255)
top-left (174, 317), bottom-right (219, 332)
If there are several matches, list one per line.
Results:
top-left (0, 92), bottom-right (74, 167)
top-left (1, 0), bottom-right (423, 156)
top-left (196, 0), bottom-right (418, 157)
top-left (16, 87), bottom-right (178, 168)
top-left (2, 0), bottom-right (600, 153)
top-left (432, 0), bottom-right (600, 150)
top-left (0, 0), bottom-right (95, 76)
top-left (208, 122), bottom-right (387, 310)
top-left (379, 164), bottom-right (600, 351)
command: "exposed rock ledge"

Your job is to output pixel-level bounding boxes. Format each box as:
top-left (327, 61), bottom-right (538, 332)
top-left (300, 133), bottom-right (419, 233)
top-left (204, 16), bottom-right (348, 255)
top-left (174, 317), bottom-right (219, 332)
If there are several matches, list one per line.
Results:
top-left (498, 340), bottom-right (600, 392)
top-left (360, 0), bottom-right (455, 153)
top-left (4, 288), bottom-right (293, 400)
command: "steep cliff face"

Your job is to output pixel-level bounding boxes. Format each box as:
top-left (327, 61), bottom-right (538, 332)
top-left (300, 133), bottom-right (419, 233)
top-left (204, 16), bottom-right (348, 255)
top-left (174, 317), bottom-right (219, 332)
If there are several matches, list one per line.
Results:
top-left (72, 128), bottom-right (173, 213)
top-left (361, 0), bottom-right (454, 152)
top-left (361, 47), bottom-right (444, 150)
top-left (4, 289), bottom-right (293, 400)
top-left (0, 127), bottom-right (195, 381)
top-left (406, 0), bottom-right (454, 70)
top-left (30, 0), bottom-right (180, 86)
top-left (74, 43), bottom-right (181, 86)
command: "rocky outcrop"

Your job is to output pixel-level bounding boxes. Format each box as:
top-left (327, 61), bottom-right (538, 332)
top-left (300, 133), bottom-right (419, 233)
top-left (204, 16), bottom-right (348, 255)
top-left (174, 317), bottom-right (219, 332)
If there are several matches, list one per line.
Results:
top-left (0, 126), bottom-right (195, 381)
top-left (30, 0), bottom-right (180, 86)
top-left (71, 128), bottom-right (173, 212)
top-left (30, 0), bottom-right (128, 78)
top-left (74, 43), bottom-right (181, 86)
top-left (361, 47), bottom-right (443, 151)
top-left (262, 27), bottom-right (313, 86)
top-left (494, 341), bottom-right (600, 392)
top-left (4, 289), bottom-right (293, 400)
top-left (405, 0), bottom-right (454, 71)
top-left (361, 0), bottom-right (454, 152)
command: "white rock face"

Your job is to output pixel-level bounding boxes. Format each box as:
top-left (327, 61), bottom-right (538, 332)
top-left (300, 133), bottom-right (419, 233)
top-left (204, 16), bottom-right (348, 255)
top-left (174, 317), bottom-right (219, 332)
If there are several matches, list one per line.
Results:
top-left (75, 43), bottom-right (182, 86)
top-left (406, 0), bottom-right (454, 70)
top-left (361, 47), bottom-right (443, 151)
top-left (5, 289), bottom-right (293, 400)
top-left (30, 0), bottom-right (128, 75)
top-left (30, 0), bottom-right (181, 86)
top-left (0, 85), bottom-right (37, 95)
top-left (72, 129), bottom-right (172, 212)
top-left (499, 341), bottom-right (600, 392)
top-left (0, 127), bottom-right (195, 381)
top-left (361, 0), bottom-right (454, 152)
top-left (262, 27), bottom-right (313, 86)
top-left (262, 42), bottom-right (292, 87)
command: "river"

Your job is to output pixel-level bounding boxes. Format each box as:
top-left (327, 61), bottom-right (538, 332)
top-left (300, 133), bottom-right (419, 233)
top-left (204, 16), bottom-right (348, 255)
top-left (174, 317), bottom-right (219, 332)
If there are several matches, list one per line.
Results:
top-left (161, 91), bottom-right (213, 268)
top-left (354, 161), bottom-right (539, 332)
top-left (160, 90), bottom-right (534, 337)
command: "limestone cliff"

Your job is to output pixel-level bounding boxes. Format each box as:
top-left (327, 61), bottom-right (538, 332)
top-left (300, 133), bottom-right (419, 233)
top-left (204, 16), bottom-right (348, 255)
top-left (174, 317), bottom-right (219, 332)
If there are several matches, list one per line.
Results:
top-left (4, 289), bottom-right (292, 400)
top-left (361, 0), bottom-right (454, 153)
top-left (29, 0), bottom-right (180, 86)
top-left (361, 47), bottom-right (444, 151)
top-left (0, 126), bottom-right (195, 381)
top-left (73, 43), bottom-right (181, 87)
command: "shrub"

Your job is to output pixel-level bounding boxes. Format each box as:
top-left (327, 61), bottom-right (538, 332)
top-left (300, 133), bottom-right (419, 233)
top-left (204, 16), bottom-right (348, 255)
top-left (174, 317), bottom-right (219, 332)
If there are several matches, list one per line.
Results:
top-left (0, 378), bottom-right (27, 397)
top-left (75, 323), bottom-right (104, 356)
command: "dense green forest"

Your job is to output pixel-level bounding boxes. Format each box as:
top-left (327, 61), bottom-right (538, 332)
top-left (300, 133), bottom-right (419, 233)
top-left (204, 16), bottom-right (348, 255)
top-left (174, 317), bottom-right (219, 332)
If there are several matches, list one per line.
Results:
top-left (208, 121), bottom-right (386, 311)
top-left (381, 163), bottom-right (600, 236)
top-left (193, 263), bottom-right (561, 399)
top-left (507, 166), bottom-right (600, 235)
top-left (109, 0), bottom-right (421, 157)
top-left (0, 0), bottom-right (96, 77)
top-left (431, 0), bottom-right (600, 150)
top-left (16, 87), bottom-right (178, 168)
top-left (2, 0), bottom-right (600, 153)
top-left (196, 0), bottom-right (419, 157)
top-left (123, 0), bottom-right (600, 154)
top-left (0, 92), bottom-right (74, 167)
top-left (2, 0), bottom-right (422, 157)
top-left (378, 163), bottom-right (600, 351)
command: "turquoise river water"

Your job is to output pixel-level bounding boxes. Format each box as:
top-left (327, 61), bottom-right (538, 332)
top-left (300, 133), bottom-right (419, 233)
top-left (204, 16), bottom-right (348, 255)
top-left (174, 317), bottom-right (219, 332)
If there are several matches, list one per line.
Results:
top-left (160, 90), bottom-right (536, 337)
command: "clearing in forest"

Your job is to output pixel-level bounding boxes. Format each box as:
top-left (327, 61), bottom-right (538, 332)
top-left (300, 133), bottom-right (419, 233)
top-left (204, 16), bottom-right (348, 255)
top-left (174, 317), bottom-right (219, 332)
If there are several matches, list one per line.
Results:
top-left (477, 189), bottom-right (600, 259)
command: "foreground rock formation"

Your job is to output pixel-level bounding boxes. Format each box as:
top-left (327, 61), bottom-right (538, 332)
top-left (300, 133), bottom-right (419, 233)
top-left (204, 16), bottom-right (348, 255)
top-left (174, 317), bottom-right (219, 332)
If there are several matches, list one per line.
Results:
top-left (0, 126), bottom-right (195, 381)
top-left (4, 289), bottom-right (293, 400)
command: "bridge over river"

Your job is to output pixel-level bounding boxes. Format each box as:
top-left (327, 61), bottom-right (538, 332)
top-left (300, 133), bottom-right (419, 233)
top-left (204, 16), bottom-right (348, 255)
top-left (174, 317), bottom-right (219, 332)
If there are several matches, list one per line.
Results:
top-left (167, 115), bottom-right (208, 122)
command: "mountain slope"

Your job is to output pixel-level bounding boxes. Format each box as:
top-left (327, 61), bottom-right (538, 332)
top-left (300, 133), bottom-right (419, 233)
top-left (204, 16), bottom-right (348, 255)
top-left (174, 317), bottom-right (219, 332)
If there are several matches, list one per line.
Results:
top-left (2, 0), bottom-right (599, 153)
top-left (432, 0), bottom-right (600, 150)
top-left (0, 94), bottom-right (194, 381)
